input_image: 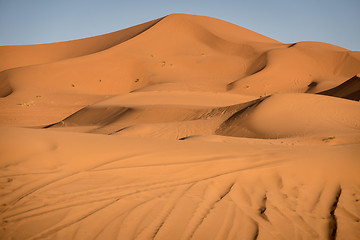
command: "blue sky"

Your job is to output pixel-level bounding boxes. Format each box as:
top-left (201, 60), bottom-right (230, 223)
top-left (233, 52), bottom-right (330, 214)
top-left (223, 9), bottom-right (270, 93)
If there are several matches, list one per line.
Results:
top-left (0, 0), bottom-right (359, 50)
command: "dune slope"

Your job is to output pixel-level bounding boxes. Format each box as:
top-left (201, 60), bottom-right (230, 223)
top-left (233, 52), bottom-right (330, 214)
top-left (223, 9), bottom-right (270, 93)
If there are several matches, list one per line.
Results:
top-left (0, 14), bottom-right (360, 240)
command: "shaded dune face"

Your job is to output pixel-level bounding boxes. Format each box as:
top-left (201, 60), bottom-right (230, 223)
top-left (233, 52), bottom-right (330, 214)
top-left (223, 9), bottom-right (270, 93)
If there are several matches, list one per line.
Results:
top-left (1, 14), bottom-right (360, 240)
top-left (0, 73), bottom-right (13, 97)
top-left (44, 98), bottom-right (261, 138)
top-left (44, 106), bottom-right (131, 128)
top-left (317, 75), bottom-right (360, 101)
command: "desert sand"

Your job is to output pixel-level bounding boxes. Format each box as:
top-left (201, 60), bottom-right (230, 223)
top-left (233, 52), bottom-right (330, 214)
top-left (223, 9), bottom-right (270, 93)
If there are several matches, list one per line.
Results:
top-left (0, 13), bottom-right (360, 240)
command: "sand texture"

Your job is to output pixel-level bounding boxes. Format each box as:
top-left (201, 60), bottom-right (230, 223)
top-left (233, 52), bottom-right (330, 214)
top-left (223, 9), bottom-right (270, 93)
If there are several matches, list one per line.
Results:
top-left (0, 14), bottom-right (360, 239)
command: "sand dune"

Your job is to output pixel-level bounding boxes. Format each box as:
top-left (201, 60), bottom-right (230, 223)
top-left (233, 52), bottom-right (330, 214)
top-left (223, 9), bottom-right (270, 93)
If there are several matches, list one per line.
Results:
top-left (217, 93), bottom-right (360, 139)
top-left (1, 14), bottom-right (360, 239)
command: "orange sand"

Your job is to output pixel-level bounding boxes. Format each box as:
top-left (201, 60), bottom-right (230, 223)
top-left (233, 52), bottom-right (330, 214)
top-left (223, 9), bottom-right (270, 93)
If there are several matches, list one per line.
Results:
top-left (0, 14), bottom-right (359, 239)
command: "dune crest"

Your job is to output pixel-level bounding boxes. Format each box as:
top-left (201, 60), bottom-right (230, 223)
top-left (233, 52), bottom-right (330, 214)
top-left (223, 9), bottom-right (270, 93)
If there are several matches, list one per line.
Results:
top-left (0, 17), bottom-right (164, 72)
top-left (1, 14), bottom-right (360, 239)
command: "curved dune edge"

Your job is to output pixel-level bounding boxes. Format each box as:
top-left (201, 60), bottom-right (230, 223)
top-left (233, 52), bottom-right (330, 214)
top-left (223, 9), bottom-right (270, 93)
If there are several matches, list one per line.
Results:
top-left (1, 14), bottom-right (360, 240)
top-left (317, 75), bottom-right (360, 101)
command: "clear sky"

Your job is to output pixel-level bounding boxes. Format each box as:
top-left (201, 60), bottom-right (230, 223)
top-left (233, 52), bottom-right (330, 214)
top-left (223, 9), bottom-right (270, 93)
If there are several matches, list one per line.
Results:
top-left (0, 0), bottom-right (359, 50)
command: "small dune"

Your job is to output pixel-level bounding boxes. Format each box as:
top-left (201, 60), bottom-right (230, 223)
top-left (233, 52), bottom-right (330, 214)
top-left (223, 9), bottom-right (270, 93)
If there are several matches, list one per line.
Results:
top-left (216, 93), bottom-right (360, 138)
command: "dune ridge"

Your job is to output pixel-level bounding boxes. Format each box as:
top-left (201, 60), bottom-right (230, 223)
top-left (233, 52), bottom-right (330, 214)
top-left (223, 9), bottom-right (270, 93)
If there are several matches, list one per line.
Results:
top-left (1, 14), bottom-right (360, 239)
top-left (0, 17), bottom-right (164, 72)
